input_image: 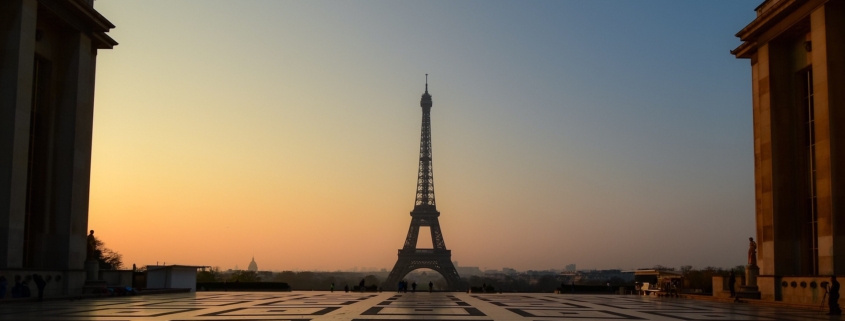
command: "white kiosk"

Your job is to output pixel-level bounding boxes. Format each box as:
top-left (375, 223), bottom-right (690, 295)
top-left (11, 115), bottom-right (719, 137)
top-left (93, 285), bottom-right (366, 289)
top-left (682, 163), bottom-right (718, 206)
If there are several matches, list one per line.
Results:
top-left (146, 265), bottom-right (204, 292)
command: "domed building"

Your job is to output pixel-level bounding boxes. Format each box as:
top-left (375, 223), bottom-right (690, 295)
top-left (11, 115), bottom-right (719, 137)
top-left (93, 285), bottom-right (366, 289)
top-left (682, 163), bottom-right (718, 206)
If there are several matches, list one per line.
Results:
top-left (247, 257), bottom-right (258, 272)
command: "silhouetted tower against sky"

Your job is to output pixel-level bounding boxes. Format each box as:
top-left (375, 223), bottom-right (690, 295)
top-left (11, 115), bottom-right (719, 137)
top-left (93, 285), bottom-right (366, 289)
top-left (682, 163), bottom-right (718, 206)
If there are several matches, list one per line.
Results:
top-left (385, 75), bottom-right (462, 290)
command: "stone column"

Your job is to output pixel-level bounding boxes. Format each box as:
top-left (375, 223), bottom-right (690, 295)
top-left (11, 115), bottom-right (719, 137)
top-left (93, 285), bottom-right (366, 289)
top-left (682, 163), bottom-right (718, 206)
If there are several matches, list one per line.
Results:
top-left (50, 30), bottom-right (97, 273)
top-left (810, 2), bottom-right (836, 277)
top-left (0, 0), bottom-right (37, 269)
top-left (750, 44), bottom-right (776, 276)
top-left (818, 0), bottom-right (845, 277)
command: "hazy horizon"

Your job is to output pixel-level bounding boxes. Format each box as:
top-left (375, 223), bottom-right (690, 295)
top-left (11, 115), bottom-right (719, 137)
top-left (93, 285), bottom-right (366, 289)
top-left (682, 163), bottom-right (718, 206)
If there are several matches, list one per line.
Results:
top-left (90, 0), bottom-right (760, 272)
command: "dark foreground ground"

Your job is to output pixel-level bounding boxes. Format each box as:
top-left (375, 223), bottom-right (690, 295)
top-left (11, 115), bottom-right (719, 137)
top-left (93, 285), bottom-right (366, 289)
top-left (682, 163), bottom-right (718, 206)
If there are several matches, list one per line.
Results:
top-left (0, 291), bottom-right (843, 320)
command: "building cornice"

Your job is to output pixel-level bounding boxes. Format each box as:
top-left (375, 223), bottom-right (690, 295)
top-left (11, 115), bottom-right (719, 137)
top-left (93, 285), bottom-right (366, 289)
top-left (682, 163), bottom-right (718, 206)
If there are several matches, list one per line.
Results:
top-left (732, 0), bottom-right (826, 59)
top-left (39, 0), bottom-right (118, 49)
top-left (735, 0), bottom-right (798, 41)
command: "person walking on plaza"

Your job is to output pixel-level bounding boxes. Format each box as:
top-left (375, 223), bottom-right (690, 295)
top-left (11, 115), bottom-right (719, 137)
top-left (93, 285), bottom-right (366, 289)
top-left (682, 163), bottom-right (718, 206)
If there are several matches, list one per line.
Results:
top-left (33, 274), bottom-right (46, 301)
top-left (728, 271), bottom-right (736, 300)
top-left (412, 281), bottom-right (417, 293)
top-left (429, 281), bottom-right (433, 293)
top-left (829, 275), bottom-right (841, 315)
top-left (331, 282), bottom-right (334, 293)
top-left (359, 279), bottom-right (366, 293)
top-left (344, 285), bottom-right (349, 293)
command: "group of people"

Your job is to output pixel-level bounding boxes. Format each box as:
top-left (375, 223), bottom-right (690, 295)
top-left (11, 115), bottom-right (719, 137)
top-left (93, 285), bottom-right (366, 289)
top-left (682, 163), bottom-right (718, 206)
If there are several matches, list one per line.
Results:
top-left (329, 280), bottom-right (433, 293)
top-left (330, 282), bottom-right (364, 293)
top-left (397, 280), bottom-right (433, 293)
top-left (0, 274), bottom-right (49, 301)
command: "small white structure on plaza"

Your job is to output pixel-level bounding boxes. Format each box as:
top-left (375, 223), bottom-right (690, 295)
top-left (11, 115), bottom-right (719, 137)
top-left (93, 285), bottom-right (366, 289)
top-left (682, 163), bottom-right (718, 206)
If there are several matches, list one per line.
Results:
top-left (146, 265), bottom-right (204, 292)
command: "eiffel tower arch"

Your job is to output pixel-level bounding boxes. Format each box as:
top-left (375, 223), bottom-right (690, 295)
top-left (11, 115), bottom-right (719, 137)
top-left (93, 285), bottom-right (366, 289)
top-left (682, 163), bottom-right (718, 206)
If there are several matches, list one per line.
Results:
top-left (384, 75), bottom-right (464, 291)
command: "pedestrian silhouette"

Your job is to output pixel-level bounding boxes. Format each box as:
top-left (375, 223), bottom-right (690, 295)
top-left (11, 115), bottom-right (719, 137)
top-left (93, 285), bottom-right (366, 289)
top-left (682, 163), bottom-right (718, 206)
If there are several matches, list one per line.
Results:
top-left (33, 274), bottom-right (46, 301)
top-left (830, 276), bottom-right (842, 315)
top-left (11, 276), bottom-right (21, 298)
top-left (0, 276), bottom-right (6, 299)
top-left (412, 281), bottom-right (417, 293)
top-left (20, 280), bottom-right (31, 297)
top-left (429, 281), bottom-right (433, 293)
top-left (728, 271), bottom-right (737, 301)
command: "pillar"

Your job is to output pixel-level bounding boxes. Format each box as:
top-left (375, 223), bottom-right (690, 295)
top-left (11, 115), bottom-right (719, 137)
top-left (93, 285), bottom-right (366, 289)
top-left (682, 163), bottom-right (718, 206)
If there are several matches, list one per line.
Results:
top-left (0, 0), bottom-right (37, 269)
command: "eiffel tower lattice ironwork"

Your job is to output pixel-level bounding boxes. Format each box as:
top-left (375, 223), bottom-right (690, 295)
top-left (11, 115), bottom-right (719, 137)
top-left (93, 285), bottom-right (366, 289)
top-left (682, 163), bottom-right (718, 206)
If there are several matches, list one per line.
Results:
top-left (384, 75), bottom-right (463, 291)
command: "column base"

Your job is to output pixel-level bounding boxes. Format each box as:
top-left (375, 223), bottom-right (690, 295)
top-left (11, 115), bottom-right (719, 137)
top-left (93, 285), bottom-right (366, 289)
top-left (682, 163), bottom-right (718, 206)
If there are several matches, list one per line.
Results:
top-left (739, 265), bottom-right (761, 299)
top-left (85, 260), bottom-right (99, 281)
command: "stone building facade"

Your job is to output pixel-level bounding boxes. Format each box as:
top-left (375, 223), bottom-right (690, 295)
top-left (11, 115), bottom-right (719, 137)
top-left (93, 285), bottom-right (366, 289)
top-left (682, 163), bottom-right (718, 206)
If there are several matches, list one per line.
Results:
top-left (732, 0), bottom-right (844, 303)
top-left (0, 0), bottom-right (116, 297)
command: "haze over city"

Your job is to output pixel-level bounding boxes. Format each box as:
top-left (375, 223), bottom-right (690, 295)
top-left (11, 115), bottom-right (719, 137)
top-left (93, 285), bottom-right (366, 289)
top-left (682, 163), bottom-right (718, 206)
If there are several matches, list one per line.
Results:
top-left (88, 1), bottom-right (760, 272)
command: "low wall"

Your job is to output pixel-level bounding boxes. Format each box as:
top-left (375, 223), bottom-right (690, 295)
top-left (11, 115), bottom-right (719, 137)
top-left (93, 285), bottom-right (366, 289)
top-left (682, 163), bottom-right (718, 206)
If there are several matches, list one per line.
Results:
top-left (0, 269), bottom-right (84, 300)
top-left (100, 270), bottom-right (133, 287)
top-left (758, 275), bottom-right (778, 301)
top-left (770, 276), bottom-right (845, 305)
top-left (712, 276), bottom-right (746, 299)
top-left (719, 275), bottom-right (845, 307)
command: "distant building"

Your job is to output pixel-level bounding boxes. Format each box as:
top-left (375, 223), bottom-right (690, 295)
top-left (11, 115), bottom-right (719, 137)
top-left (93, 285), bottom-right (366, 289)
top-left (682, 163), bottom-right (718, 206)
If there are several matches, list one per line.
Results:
top-left (456, 266), bottom-right (483, 277)
top-left (565, 264), bottom-right (576, 272)
top-left (502, 267), bottom-right (517, 275)
top-left (731, 0), bottom-right (845, 304)
top-left (525, 270), bottom-right (559, 276)
top-left (570, 269), bottom-right (633, 284)
top-left (248, 257), bottom-right (258, 272)
top-left (452, 261), bottom-right (483, 277)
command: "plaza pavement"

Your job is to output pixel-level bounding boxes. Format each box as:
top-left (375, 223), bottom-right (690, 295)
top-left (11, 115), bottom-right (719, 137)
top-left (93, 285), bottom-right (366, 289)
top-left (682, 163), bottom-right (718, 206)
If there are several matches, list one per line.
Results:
top-left (0, 291), bottom-right (843, 321)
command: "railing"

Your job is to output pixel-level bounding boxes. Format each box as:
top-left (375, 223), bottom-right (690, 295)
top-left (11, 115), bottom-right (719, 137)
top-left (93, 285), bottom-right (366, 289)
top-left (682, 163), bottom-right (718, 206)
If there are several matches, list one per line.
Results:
top-left (398, 249), bottom-right (450, 255)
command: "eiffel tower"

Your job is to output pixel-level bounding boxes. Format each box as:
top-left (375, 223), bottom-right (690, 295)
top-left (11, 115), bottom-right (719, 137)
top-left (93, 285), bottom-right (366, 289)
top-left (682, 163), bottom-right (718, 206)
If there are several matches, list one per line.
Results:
top-left (384, 75), bottom-right (463, 291)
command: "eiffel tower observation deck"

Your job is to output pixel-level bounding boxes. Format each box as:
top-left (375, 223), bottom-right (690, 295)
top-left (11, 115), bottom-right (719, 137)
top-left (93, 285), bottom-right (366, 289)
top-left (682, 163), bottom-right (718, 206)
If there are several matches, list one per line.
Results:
top-left (384, 75), bottom-right (463, 291)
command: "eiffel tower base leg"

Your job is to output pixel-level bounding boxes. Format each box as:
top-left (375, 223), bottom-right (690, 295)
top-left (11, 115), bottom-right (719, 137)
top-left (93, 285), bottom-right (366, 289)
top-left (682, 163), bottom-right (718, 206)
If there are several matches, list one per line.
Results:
top-left (384, 253), bottom-right (464, 291)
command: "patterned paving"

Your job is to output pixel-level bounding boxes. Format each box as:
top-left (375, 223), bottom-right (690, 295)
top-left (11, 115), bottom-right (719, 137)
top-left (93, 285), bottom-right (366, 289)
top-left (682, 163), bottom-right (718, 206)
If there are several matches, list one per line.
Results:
top-left (0, 291), bottom-right (843, 320)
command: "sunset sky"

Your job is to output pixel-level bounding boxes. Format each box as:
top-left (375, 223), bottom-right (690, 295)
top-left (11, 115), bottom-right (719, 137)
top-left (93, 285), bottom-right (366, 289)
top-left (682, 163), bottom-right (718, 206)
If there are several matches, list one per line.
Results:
top-left (90, 1), bottom-right (760, 272)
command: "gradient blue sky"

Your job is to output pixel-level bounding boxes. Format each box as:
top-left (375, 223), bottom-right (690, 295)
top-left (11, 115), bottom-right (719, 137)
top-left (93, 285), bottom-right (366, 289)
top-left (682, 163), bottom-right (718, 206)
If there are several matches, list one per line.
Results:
top-left (90, 1), bottom-right (761, 271)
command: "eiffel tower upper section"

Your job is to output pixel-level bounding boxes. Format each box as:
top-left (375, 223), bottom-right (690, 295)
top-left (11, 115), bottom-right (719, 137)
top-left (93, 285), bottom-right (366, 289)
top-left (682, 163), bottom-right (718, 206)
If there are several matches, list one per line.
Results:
top-left (414, 74), bottom-right (438, 215)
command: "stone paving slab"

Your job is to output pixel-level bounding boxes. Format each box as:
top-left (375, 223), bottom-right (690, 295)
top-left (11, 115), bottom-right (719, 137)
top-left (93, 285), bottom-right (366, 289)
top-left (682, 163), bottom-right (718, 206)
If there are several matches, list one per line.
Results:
top-left (0, 291), bottom-right (843, 320)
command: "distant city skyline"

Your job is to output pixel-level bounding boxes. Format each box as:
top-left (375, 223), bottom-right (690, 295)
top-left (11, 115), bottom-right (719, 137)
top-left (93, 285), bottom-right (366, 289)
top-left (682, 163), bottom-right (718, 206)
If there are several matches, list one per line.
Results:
top-left (90, 1), bottom-right (760, 272)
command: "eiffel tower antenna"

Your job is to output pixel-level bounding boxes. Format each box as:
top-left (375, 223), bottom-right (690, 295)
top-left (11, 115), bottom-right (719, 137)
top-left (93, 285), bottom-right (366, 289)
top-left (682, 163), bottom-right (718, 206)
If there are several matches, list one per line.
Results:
top-left (384, 75), bottom-right (463, 290)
